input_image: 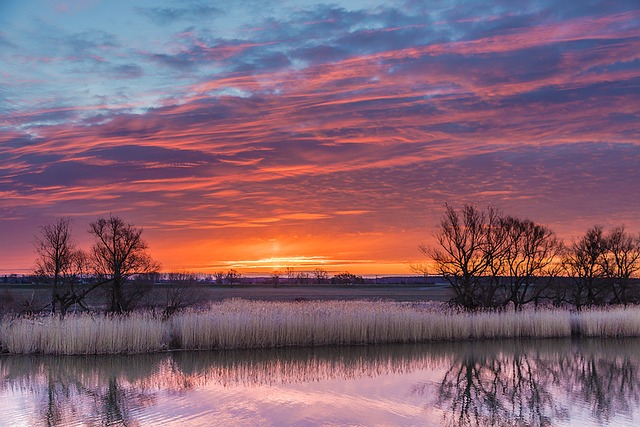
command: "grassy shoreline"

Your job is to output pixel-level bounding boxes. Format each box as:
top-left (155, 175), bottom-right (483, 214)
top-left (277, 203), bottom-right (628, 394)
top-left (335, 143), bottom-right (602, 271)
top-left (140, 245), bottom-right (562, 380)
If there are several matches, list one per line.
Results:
top-left (2, 299), bottom-right (640, 355)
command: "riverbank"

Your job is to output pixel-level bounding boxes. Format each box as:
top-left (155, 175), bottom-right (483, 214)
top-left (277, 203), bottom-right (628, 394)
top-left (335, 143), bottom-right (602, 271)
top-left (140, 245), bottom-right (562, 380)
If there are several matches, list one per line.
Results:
top-left (3, 300), bottom-right (640, 355)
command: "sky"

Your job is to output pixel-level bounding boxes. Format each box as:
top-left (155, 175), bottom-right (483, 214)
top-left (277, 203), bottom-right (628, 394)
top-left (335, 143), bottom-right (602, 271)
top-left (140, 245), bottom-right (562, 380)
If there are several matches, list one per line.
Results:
top-left (1, 0), bottom-right (639, 275)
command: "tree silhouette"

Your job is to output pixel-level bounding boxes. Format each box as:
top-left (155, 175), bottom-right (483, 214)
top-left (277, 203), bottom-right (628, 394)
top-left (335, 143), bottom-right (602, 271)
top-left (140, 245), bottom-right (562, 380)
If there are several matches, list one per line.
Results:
top-left (34, 218), bottom-right (97, 316)
top-left (89, 215), bottom-right (160, 313)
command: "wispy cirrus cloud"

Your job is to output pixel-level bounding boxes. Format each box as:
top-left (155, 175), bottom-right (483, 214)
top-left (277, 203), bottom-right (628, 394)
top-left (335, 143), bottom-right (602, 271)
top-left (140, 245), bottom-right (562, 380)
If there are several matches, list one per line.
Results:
top-left (136, 3), bottom-right (222, 25)
top-left (0, 0), bottom-right (639, 273)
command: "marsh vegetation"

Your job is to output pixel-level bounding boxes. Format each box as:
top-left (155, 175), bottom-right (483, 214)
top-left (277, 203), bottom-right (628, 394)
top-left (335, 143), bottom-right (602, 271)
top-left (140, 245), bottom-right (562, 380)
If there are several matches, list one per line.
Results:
top-left (2, 338), bottom-right (640, 426)
top-left (3, 300), bottom-right (640, 355)
top-left (0, 205), bottom-right (638, 359)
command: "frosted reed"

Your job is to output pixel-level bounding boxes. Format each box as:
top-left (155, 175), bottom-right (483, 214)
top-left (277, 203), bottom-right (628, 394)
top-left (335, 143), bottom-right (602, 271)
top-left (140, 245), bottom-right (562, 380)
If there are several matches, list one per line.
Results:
top-left (0, 311), bottom-right (165, 355)
top-left (2, 300), bottom-right (640, 355)
top-left (170, 300), bottom-right (572, 350)
top-left (577, 306), bottom-right (640, 337)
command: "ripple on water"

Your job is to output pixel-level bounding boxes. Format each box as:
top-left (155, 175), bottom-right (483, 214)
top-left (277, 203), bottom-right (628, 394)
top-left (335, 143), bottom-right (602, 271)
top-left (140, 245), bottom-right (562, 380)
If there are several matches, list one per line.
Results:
top-left (1, 339), bottom-right (640, 426)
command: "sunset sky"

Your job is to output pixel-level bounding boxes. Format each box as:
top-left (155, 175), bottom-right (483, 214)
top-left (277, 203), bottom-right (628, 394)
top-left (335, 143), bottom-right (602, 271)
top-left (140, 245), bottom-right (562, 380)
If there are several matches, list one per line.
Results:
top-left (1, 0), bottom-right (639, 275)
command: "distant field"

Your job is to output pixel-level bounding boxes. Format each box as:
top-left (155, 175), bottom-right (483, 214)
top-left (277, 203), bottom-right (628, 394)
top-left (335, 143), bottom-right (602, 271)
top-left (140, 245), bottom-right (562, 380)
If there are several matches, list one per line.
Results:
top-left (0, 283), bottom-right (452, 314)
top-left (176, 283), bottom-right (453, 302)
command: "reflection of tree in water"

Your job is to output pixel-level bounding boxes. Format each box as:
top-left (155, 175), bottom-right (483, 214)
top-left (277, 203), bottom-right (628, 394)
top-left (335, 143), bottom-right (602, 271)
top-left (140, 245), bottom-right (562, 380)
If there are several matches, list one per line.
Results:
top-left (413, 339), bottom-right (640, 427)
top-left (2, 339), bottom-right (640, 426)
top-left (0, 354), bottom-right (164, 426)
top-left (80, 375), bottom-right (156, 426)
top-left (427, 341), bottom-right (565, 426)
top-left (559, 340), bottom-right (640, 424)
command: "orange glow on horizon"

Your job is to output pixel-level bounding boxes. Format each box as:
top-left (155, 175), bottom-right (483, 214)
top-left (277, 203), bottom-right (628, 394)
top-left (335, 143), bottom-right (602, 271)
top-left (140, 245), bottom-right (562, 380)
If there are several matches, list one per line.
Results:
top-left (1, 2), bottom-right (639, 275)
top-left (145, 228), bottom-right (429, 276)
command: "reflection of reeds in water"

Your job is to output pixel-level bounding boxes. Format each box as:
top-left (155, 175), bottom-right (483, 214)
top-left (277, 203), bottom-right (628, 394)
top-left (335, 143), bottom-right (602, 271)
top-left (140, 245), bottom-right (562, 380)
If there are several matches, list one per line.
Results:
top-left (3, 300), bottom-right (640, 355)
top-left (0, 343), bottom-right (447, 394)
top-left (4, 339), bottom-right (618, 391)
top-left (163, 344), bottom-right (450, 388)
top-left (2, 339), bottom-right (640, 426)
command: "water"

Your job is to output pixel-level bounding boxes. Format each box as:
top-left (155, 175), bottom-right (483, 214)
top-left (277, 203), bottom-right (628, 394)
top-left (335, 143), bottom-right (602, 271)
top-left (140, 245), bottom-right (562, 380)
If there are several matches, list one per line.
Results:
top-left (1, 338), bottom-right (639, 426)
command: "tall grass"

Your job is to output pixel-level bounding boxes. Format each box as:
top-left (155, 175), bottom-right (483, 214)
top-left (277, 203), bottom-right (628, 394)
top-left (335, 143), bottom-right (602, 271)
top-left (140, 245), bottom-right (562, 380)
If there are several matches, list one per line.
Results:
top-left (170, 300), bottom-right (572, 350)
top-left (0, 311), bottom-right (165, 354)
top-left (1, 300), bottom-right (640, 355)
top-left (578, 306), bottom-right (640, 337)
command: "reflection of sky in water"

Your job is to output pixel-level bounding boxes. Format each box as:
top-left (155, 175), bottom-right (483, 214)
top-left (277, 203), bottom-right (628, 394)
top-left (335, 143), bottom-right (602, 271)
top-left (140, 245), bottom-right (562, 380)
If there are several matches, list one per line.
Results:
top-left (1, 339), bottom-right (640, 426)
top-left (152, 372), bottom-right (444, 426)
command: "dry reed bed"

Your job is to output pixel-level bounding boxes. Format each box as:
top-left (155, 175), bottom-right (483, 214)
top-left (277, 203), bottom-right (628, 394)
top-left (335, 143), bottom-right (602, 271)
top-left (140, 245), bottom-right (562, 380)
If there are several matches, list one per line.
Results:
top-left (1, 300), bottom-right (639, 355)
top-left (0, 312), bottom-right (165, 354)
top-left (170, 300), bottom-right (571, 350)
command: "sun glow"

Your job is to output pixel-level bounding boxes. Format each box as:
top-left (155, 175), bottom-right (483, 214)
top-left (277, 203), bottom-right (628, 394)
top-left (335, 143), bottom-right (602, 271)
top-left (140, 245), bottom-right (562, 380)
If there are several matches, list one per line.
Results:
top-left (1, 1), bottom-right (638, 276)
top-left (224, 256), bottom-right (331, 271)
top-left (211, 258), bottom-right (418, 276)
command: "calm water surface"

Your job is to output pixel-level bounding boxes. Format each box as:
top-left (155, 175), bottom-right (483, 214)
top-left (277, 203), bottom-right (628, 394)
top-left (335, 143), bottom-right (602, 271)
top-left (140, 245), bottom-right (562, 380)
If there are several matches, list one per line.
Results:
top-left (1, 338), bottom-right (639, 426)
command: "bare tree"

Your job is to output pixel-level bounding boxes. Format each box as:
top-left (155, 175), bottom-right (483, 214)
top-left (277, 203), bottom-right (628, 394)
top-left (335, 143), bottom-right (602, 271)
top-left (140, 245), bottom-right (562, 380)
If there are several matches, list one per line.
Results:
top-left (34, 218), bottom-right (98, 316)
top-left (34, 218), bottom-right (74, 314)
top-left (89, 215), bottom-right (160, 313)
top-left (225, 269), bottom-right (242, 285)
top-left (163, 271), bottom-right (199, 317)
top-left (295, 271), bottom-right (310, 284)
top-left (602, 226), bottom-right (640, 304)
top-left (478, 206), bottom-right (509, 308)
top-left (214, 271), bottom-right (225, 285)
top-left (55, 249), bottom-right (99, 316)
top-left (270, 271), bottom-right (281, 287)
top-left (285, 267), bottom-right (295, 283)
top-left (423, 205), bottom-right (563, 310)
top-left (421, 204), bottom-right (498, 310)
top-left (313, 268), bottom-right (329, 284)
top-left (562, 226), bottom-right (609, 309)
top-left (498, 216), bottom-right (562, 311)
top-left (330, 272), bottom-right (365, 285)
